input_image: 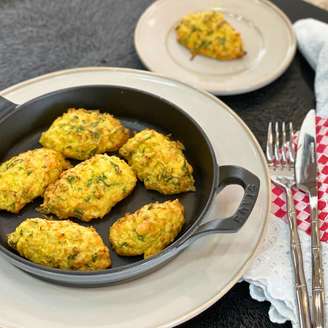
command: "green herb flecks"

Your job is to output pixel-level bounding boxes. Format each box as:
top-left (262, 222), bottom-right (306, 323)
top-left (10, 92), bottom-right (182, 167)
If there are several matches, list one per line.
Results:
top-left (142, 135), bottom-right (153, 142)
top-left (91, 121), bottom-right (99, 128)
top-left (86, 178), bottom-right (93, 187)
top-left (218, 36), bottom-right (226, 47)
top-left (95, 173), bottom-right (111, 187)
top-left (75, 125), bottom-right (85, 133)
top-left (197, 40), bottom-right (211, 50)
top-left (91, 131), bottom-right (100, 139)
top-left (110, 161), bottom-right (122, 174)
top-left (67, 175), bottom-right (78, 185)
top-left (5, 158), bottom-right (24, 170)
top-left (137, 234), bottom-right (145, 242)
top-left (73, 208), bottom-right (84, 218)
top-left (67, 253), bottom-right (78, 261)
top-left (89, 148), bottom-right (98, 157)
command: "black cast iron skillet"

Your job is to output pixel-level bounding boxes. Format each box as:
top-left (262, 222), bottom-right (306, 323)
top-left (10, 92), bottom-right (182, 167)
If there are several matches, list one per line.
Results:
top-left (0, 85), bottom-right (260, 287)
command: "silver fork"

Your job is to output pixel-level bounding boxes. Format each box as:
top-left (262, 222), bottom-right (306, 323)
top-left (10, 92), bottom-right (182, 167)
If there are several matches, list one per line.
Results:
top-left (266, 122), bottom-right (312, 328)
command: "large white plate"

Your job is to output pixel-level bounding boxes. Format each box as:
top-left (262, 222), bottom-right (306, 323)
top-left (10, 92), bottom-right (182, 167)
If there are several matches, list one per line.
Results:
top-left (134, 0), bottom-right (296, 95)
top-left (0, 67), bottom-right (270, 328)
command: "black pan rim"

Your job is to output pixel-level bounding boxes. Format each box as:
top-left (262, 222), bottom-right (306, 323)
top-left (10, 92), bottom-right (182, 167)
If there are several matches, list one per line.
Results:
top-left (0, 84), bottom-right (218, 276)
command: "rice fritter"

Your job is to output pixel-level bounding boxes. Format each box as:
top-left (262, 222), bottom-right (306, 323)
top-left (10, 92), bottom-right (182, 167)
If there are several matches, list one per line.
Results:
top-left (39, 154), bottom-right (137, 221)
top-left (8, 218), bottom-right (111, 271)
top-left (175, 11), bottom-right (246, 60)
top-left (39, 108), bottom-right (129, 160)
top-left (119, 129), bottom-right (195, 195)
top-left (0, 148), bottom-right (70, 213)
top-left (109, 199), bottom-right (185, 258)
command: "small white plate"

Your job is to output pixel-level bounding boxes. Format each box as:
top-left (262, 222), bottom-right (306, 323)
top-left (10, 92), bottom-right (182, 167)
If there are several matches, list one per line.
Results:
top-left (134, 0), bottom-right (296, 95)
top-left (0, 67), bottom-right (270, 328)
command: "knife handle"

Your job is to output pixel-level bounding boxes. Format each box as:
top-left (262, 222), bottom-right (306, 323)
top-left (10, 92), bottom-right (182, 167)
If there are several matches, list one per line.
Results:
top-left (310, 200), bottom-right (325, 328)
top-left (286, 190), bottom-right (312, 328)
top-left (313, 289), bottom-right (325, 328)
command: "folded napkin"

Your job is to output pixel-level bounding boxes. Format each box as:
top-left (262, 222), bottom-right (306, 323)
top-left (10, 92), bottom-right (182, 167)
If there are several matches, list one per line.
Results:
top-left (243, 19), bottom-right (328, 327)
top-left (294, 19), bottom-right (328, 117)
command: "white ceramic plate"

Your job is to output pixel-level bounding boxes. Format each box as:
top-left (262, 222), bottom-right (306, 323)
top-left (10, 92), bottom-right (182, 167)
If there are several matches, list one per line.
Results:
top-left (134, 0), bottom-right (296, 95)
top-left (0, 67), bottom-right (270, 328)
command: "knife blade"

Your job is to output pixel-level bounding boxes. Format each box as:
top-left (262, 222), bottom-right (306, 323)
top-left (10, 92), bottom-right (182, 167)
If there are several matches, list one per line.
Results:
top-left (295, 109), bottom-right (325, 328)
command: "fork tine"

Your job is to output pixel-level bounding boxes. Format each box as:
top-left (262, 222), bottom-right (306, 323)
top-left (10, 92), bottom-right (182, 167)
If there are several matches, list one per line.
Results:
top-left (266, 122), bottom-right (274, 165)
top-left (281, 121), bottom-right (287, 164)
top-left (288, 122), bottom-right (295, 164)
top-left (274, 122), bottom-right (281, 165)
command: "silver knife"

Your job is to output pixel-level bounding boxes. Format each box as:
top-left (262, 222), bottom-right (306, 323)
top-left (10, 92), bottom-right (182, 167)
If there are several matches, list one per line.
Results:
top-left (295, 109), bottom-right (325, 328)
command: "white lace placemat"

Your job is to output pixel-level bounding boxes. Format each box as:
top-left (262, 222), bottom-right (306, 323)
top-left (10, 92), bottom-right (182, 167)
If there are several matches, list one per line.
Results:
top-left (243, 215), bottom-right (328, 327)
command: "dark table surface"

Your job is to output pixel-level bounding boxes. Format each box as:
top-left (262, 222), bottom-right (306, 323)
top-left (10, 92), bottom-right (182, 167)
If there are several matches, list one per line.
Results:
top-left (0, 0), bottom-right (327, 327)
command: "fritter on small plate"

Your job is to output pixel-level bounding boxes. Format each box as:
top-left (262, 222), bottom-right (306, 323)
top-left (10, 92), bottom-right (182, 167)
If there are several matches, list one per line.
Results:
top-left (0, 148), bottom-right (70, 213)
top-left (40, 108), bottom-right (129, 160)
top-left (8, 218), bottom-right (111, 271)
top-left (109, 199), bottom-right (185, 259)
top-left (39, 154), bottom-right (137, 221)
top-left (119, 129), bottom-right (195, 195)
top-left (176, 11), bottom-right (246, 60)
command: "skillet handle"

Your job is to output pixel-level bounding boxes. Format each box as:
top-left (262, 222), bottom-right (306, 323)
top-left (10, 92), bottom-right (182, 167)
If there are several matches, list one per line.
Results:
top-left (176, 165), bottom-right (260, 251)
top-left (0, 96), bottom-right (17, 121)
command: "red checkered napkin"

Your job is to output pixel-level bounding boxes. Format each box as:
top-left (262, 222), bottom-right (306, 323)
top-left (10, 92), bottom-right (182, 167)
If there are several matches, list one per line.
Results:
top-left (272, 116), bottom-right (328, 241)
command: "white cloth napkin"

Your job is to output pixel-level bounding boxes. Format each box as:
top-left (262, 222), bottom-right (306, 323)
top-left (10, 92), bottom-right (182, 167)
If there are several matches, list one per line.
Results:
top-left (242, 18), bottom-right (328, 327)
top-left (294, 18), bottom-right (328, 117)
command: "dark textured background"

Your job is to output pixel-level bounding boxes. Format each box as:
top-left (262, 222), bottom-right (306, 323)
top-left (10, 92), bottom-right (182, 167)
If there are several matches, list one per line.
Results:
top-left (0, 0), bottom-right (327, 327)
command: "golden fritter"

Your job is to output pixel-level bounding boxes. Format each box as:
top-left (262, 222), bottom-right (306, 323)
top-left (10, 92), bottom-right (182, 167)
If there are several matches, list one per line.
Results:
top-left (39, 154), bottom-right (137, 221)
top-left (39, 108), bottom-right (129, 160)
top-left (0, 148), bottom-right (70, 213)
top-left (119, 129), bottom-right (195, 195)
top-left (109, 199), bottom-right (184, 259)
top-left (8, 218), bottom-right (111, 271)
top-left (176, 11), bottom-right (246, 60)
